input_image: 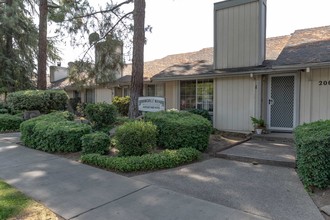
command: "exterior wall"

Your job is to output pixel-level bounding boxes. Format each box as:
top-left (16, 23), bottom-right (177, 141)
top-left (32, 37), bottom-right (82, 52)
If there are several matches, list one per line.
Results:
top-left (214, 76), bottom-right (258, 132)
top-left (214, 0), bottom-right (266, 69)
top-left (95, 88), bottom-right (113, 103)
top-left (66, 90), bottom-right (74, 99)
top-left (165, 81), bottom-right (179, 110)
top-left (300, 67), bottom-right (330, 123)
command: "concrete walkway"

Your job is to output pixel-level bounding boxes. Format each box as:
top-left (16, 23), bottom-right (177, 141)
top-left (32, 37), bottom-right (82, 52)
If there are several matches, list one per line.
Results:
top-left (216, 139), bottom-right (296, 168)
top-left (0, 133), bottom-right (266, 220)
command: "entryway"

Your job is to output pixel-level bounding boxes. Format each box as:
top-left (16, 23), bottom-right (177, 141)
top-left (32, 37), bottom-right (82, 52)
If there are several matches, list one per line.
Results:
top-left (267, 74), bottom-right (298, 131)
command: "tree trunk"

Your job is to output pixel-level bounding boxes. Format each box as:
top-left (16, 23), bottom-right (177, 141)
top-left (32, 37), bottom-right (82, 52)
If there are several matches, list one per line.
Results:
top-left (5, 0), bottom-right (13, 58)
top-left (37, 0), bottom-right (48, 90)
top-left (128, 0), bottom-right (145, 118)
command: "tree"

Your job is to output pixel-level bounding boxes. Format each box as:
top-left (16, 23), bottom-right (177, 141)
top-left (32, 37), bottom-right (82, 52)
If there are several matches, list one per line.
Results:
top-left (37, 0), bottom-right (48, 90)
top-left (128, 0), bottom-right (145, 118)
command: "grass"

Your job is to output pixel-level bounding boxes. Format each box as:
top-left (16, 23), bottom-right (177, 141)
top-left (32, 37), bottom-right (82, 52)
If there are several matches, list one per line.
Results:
top-left (0, 180), bottom-right (31, 219)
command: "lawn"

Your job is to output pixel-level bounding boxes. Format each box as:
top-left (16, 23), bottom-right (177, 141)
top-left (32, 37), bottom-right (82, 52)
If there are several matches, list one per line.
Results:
top-left (0, 180), bottom-right (61, 220)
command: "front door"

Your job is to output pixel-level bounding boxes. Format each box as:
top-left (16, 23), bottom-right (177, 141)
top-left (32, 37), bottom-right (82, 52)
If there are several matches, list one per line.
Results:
top-left (268, 74), bottom-right (296, 131)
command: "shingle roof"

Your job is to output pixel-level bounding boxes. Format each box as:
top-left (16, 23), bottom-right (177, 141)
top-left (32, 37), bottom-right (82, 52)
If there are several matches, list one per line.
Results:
top-left (275, 26), bottom-right (330, 66)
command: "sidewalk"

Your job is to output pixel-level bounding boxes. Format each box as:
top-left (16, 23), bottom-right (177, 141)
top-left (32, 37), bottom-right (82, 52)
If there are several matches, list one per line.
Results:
top-left (0, 133), bottom-right (267, 220)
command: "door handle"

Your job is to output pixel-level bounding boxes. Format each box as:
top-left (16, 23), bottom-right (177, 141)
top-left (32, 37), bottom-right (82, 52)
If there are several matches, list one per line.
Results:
top-left (269, 98), bottom-right (274, 105)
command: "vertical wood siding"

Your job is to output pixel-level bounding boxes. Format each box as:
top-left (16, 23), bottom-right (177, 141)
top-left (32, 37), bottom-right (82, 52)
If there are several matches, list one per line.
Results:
top-left (300, 68), bottom-right (330, 123)
top-left (215, 76), bottom-right (256, 132)
top-left (215, 1), bottom-right (265, 69)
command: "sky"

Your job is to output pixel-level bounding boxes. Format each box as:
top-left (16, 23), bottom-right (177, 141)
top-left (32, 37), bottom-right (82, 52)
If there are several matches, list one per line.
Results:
top-left (57, 0), bottom-right (330, 65)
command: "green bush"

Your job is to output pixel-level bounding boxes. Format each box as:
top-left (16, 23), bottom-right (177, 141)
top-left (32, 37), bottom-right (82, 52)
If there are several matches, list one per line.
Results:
top-left (115, 121), bottom-right (157, 156)
top-left (112, 96), bottom-right (130, 116)
top-left (294, 120), bottom-right (330, 189)
top-left (186, 109), bottom-right (212, 121)
top-left (81, 132), bottom-right (110, 155)
top-left (20, 111), bottom-right (91, 152)
top-left (0, 114), bottom-right (23, 132)
top-left (0, 109), bottom-right (9, 114)
top-left (84, 102), bottom-right (117, 128)
top-left (145, 111), bottom-right (212, 151)
top-left (7, 90), bottom-right (68, 113)
top-left (81, 147), bottom-right (201, 172)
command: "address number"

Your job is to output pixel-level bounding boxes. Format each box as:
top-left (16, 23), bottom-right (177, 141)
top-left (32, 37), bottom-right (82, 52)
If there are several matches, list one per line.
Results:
top-left (319, 81), bottom-right (330, 86)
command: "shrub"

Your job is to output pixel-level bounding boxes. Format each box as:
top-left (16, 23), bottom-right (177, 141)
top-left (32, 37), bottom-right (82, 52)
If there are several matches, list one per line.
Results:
top-left (294, 120), bottom-right (330, 189)
top-left (81, 132), bottom-right (110, 155)
top-left (0, 109), bottom-right (9, 114)
top-left (20, 111), bottom-right (91, 152)
top-left (0, 114), bottom-right (23, 132)
top-left (145, 111), bottom-right (212, 151)
top-left (112, 96), bottom-right (130, 116)
top-left (115, 121), bottom-right (157, 156)
top-left (7, 90), bottom-right (68, 113)
top-left (186, 108), bottom-right (212, 121)
top-left (68, 97), bottom-right (81, 112)
top-left (81, 147), bottom-right (201, 172)
top-left (84, 102), bottom-right (117, 128)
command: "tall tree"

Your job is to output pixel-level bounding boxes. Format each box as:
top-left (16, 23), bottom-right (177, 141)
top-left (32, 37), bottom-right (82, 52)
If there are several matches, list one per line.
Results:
top-left (128, 0), bottom-right (145, 118)
top-left (37, 0), bottom-right (48, 90)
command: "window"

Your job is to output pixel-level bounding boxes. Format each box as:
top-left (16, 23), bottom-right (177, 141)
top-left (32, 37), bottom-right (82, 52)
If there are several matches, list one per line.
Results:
top-left (123, 87), bottom-right (130, 97)
top-left (180, 79), bottom-right (213, 112)
top-left (145, 84), bottom-right (165, 97)
top-left (85, 89), bottom-right (95, 103)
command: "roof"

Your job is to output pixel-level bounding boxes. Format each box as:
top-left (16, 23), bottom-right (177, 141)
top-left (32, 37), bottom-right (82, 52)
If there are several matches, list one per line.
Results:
top-left (275, 26), bottom-right (330, 66)
top-left (153, 26), bottom-right (330, 80)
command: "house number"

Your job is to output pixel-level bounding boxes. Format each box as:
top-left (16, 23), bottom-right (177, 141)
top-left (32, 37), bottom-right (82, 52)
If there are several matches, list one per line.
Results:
top-left (318, 81), bottom-right (330, 86)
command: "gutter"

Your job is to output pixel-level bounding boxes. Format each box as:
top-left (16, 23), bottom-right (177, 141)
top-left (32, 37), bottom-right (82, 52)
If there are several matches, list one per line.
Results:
top-left (151, 62), bottom-right (330, 81)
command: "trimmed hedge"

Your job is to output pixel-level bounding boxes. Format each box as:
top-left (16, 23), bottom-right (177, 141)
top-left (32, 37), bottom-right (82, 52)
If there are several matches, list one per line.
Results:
top-left (186, 109), bottom-right (212, 121)
top-left (81, 132), bottom-right (110, 155)
top-left (145, 111), bottom-right (212, 151)
top-left (84, 102), bottom-right (117, 128)
top-left (7, 90), bottom-right (68, 113)
top-left (115, 121), bottom-right (157, 156)
top-left (20, 111), bottom-right (91, 152)
top-left (81, 147), bottom-right (201, 172)
top-left (0, 114), bottom-right (23, 132)
top-left (112, 96), bottom-right (130, 116)
top-left (294, 120), bottom-right (330, 189)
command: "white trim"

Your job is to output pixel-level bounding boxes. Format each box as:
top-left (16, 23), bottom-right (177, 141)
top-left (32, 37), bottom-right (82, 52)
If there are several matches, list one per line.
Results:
top-left (267, 73), bottom-right (298, 131)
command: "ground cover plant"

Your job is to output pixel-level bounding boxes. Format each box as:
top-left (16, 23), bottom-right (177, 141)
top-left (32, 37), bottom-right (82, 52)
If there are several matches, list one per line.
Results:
top-left (81, 147), bottom-right (201, 172)
top-left (294, 120), bottom-right (330, 190)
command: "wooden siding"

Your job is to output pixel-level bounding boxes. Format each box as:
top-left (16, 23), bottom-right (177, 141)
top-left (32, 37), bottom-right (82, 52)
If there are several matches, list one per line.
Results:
top-left (95, 88), bottom-right (112, 104)
top-left (215, 76), bottom-right (256, 132)
top-left (214, 1), bottom-right (265, 69)
top-left (300, 68), bottom-right (330, 123)
top-left (165, 81), bottom-right (179, 110)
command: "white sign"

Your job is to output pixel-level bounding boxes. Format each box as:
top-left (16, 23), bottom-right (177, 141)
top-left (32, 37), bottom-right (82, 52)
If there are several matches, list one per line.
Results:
top-left (138, 97), bottom-right (165, 112)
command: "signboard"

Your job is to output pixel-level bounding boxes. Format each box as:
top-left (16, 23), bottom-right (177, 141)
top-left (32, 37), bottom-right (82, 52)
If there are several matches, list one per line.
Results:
top-left (138, 97), bottom-right (165, 112)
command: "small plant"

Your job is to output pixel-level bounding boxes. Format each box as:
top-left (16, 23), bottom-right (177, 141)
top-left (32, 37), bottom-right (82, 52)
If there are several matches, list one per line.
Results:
top-left (250, 116), bottom-right (266, 128)
top-left (112, 96), bottom-right (130, 116)
top-left (81, 132), bottom-right (110, 155)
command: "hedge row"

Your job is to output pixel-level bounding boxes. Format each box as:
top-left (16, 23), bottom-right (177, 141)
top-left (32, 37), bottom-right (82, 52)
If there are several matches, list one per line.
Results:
top-left (294, 120), bottom-right (330, 189)
top-left (81, 147), bottom-right (201, 172)
top-left (0, 114), bottom-right (23, 132)
top-left (7, 90), bottom-right (68, 113)
top-left (145, 111), bottom-right (212, 151)
top-left (20, 111), bottom-right (91, 152)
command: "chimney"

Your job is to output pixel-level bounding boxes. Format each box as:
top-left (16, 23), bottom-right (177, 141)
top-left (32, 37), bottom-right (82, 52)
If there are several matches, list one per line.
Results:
top-left (214, 0), bottom-right (267, 69)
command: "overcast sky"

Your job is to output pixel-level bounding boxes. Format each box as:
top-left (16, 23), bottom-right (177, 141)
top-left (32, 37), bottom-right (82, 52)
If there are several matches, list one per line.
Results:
top-left (56, 0), bottom-right (330, 65)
